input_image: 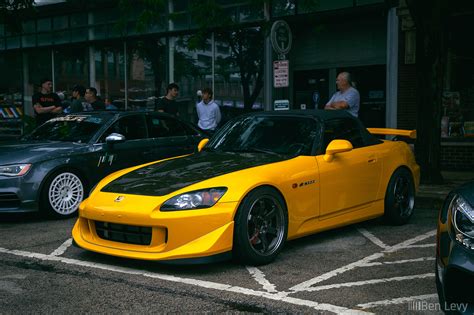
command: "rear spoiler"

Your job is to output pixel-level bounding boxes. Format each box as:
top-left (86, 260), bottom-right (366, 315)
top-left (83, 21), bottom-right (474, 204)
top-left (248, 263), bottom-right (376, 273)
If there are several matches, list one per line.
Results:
top-left (367, 128), bottom-right (417, 139)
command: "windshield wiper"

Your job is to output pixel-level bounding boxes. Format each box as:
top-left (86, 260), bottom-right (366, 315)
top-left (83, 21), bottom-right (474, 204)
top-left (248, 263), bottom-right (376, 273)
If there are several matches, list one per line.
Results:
top-left (230, 147), bottom-right (280, 156)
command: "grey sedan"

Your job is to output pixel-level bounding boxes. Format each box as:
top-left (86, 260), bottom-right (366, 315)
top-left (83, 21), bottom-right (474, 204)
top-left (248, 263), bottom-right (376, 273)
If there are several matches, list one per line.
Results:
top-left (0, 111), bottom-right (205, 218)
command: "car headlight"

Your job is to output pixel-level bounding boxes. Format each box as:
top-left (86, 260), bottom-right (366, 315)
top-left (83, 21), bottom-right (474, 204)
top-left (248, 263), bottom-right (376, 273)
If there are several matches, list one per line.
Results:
top-left (0, 164), bottom-right (32, 177)
top-left (160, 187), bottom-right (227, 211)
top-left (451, 195), bottom-right (474, 249)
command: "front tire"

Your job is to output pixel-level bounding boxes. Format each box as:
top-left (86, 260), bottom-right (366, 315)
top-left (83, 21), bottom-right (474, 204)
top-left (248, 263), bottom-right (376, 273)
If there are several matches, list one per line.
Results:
top-left (41, 170), bottom-right (85, 218)
top-left (384, 168), bottom-right (415, 225)
top-left (233, 187), bottom-right (288, 265)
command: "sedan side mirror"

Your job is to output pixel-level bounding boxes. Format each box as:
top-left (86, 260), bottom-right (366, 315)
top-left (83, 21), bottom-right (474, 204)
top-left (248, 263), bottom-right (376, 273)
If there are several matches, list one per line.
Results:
top-left (197, 138), bottom-right (209, 152)
top-left (105, 133), bottom-right (126, 149)
top-left (324, 139), bottom-right (353, 162)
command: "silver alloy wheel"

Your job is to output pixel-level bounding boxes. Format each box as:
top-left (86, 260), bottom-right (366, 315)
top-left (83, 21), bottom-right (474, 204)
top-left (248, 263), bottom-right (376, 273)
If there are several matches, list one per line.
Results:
top-left (247, 196), bottom-right (285, 256)
top-left (48, 172), bottom-right (84, 215)
top-left (393, 175), bottom-right (414, 218)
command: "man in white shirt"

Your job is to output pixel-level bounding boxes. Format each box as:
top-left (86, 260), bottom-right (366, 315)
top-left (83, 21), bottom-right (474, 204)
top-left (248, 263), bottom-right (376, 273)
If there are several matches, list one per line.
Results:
top-left (324, 72), bottom-right (360, 117)
top-left (196, 87), bottom-right (221, 134)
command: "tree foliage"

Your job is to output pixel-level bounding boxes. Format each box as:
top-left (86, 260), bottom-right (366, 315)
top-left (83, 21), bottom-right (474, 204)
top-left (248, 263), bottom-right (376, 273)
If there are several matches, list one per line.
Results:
top-left (0, 0), bottom-right (35, 33)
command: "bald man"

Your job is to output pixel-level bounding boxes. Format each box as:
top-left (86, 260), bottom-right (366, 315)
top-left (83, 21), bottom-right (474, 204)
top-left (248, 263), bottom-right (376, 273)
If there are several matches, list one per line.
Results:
top-left (324, 72), bottom-right (360, 117)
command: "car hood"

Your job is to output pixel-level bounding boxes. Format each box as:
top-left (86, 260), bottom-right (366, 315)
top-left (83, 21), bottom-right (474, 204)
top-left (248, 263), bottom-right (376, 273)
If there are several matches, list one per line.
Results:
top-left (0, 140), bottom-right (85, 164)
top-left (101, 151), bottom-right (289, 196)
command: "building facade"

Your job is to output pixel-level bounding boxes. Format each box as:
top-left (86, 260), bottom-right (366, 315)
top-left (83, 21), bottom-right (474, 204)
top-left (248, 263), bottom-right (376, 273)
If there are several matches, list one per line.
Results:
top-left (1, 0), bottom-right (472, 169)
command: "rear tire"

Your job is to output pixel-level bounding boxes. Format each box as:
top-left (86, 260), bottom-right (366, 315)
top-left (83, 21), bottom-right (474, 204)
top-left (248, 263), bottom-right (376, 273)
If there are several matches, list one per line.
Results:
top-left (384, 168), bottom-right (415, 225)
top-left (233, 187), bottom-right (288, 265)
top-left (41, 170), bottom-right (85, 219)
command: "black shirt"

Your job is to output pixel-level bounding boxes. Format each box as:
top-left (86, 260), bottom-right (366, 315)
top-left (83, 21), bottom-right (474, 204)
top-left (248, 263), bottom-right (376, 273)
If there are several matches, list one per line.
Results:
top-left (154, 97), bottom-right (178, 116)
top-left (32, 92), bottom-right (61, 126)
top-left (90, 99), bottom-right (106, 111)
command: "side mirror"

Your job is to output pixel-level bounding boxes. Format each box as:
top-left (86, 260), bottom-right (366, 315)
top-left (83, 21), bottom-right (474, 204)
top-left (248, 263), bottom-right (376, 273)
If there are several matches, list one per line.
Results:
top-left (323, 139), bottom-right (353, 162)
top-left (197, 138), bottom-right (209, 152)
top-left (105, 133), bottom-right (126, 148)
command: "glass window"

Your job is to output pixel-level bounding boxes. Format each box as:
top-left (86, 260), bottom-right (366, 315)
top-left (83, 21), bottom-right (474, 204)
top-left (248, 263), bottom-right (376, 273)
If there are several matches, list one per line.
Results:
top-left (95, 45), bottom-right (126, 109)
top-left (214, 27), bottom-right (264, 121)
top-left (24, 116), bottom-right (104, 143)
top-left (128, 39), bottom-right (167, 111)
top-left (22, 34), bottom-right (36, 47)
top-left (6, 36), bottom-right (20, 49)
top-left (147, 115), bottom-right (188, 138)
top-left (22, 20), bottom-right (36, 33)
top-left (53, 16), bottom-right (68, 30)
top-left (272, 0), bottom-right (296, 17)
top-left (173, 34), bottom-right (212, 122)
top-left (37, 18), bottom-right (51, 32)
top-left (208, 115), bottom-right (319, 156)
top-left (37, 33), bottom-right (52, 46)
top-left (27, 50), bottom-right (52, 97)
top-left (172, 0), bottom-right (188, 12)
top-left (54, 46), bottom-right (89, 96)
top-left (101, 114), bottom-right (147, 141)
top-left (0, 52), bottom-right (24, 139)
top-left (70, 13), bottom-right (88, 27)
top-left (323, 118), bottom-right (365, 149)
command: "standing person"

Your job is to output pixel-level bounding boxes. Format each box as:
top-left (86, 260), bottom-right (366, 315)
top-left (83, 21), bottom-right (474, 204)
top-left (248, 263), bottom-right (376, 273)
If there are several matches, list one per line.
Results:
top-left (85, 87), bottom-right (105, 111)
top-left (196, 87), bottom-right (221, 134)
top-left (324, 72), bottom-right (360, 117)
top-left (155, 83), bottom-right (180, 116)
top-left (69, 85), bottom-right (92, 113)
top-left (32, 78), bottom-right (63, 126)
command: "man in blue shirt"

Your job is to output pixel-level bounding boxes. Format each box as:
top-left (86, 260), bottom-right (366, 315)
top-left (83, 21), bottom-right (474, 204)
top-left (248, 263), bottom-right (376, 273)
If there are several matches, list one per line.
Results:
top-left (324, 72), bottom-right (360, 117)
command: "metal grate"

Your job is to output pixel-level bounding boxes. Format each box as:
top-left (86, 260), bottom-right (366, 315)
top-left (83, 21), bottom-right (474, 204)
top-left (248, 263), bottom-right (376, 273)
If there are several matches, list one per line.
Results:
top-left (95, 221), bottom-right (152, 245)
top-left (0, 192), bottom-right (21, 208)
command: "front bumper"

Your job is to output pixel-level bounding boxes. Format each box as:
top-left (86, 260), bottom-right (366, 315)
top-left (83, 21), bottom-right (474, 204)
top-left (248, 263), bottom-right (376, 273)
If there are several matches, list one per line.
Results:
top-left (0, 176), bottom-right (38, 213)
top-left (72, 196), bottom-right (238, 261)
top-left (436, 233), bottom-right (474, 311)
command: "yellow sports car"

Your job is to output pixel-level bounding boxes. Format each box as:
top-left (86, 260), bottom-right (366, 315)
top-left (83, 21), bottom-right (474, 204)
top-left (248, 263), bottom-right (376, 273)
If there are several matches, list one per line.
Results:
top-left (72, 110), bottom-right (420, 265)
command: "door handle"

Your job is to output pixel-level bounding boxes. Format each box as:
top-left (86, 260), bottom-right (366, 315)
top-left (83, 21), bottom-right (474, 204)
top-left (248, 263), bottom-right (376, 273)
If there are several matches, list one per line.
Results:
top-left (368, 155), bottom-right (377, 164)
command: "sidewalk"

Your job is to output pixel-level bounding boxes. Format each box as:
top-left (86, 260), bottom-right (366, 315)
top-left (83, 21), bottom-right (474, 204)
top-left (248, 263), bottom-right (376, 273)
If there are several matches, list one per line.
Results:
top-left (416, 171), bottom-right (474, 207)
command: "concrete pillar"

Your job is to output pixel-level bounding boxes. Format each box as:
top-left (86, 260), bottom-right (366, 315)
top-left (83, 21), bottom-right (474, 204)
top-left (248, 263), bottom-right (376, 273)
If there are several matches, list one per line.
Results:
top-left (386, 7), bottom-right (399, 129)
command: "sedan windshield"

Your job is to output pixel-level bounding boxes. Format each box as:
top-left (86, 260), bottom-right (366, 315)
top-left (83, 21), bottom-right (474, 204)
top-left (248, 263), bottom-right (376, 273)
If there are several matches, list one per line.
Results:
top-left (208, 115), bottom-right (320, 156)
top-left (23, 115), bottom-right (105, 143)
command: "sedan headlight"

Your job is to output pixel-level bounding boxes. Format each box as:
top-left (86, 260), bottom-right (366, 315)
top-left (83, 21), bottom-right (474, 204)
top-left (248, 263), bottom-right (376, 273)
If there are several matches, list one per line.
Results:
top-left (161, 187), bottom-right (227, 211)
top-left (451, 195), bottom-right (474, 249)
top-left (0, 164), bottom-right (32, 177)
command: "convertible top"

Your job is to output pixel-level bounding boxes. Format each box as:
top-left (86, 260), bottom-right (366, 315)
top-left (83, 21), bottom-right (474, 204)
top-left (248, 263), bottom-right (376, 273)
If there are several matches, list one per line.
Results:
top-left (245, 109), bottom-right (354, 121)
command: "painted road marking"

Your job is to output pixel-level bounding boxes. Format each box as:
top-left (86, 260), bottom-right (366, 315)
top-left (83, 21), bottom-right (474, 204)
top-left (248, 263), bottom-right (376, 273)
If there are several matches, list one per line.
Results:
top-left (360, 257), bottom-right (435, 267)
top-left (357, 228), bottom-right (390, 250)
top-left (246, 266), bottom-right (278, 293)
top-left (357, 294), bottom-right (438, 309)
top-left (289, 229), bottom-right (436, 293)
top-left (303, 273), bottom-right (434, 292)
top-left (0, 247), bottom-right (369, 315)
top-left (49, 238), bottom-right (73, 256)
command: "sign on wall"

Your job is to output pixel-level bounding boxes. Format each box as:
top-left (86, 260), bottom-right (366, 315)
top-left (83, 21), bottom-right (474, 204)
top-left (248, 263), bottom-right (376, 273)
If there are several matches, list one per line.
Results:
top-left (273, 60), bottom-right (289, 88)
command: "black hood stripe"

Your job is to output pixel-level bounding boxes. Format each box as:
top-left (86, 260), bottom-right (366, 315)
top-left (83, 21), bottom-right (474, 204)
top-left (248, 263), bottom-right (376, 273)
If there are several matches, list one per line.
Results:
top-left (101, 151), bottom-right (288, 196)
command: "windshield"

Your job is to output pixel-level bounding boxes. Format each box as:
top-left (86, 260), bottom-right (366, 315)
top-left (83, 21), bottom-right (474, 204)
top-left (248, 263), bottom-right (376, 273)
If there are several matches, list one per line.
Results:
top-left (23, 115), bottom-right (106, 143)
top-left (207, 115), bottom-right (320, 156)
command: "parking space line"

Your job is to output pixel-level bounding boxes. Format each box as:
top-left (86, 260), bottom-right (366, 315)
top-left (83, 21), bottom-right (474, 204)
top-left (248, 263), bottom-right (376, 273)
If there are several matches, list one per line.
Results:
top-left (357, 294), bottom-right (438, 309)
top-left (402, 244), bottom-right (435, 249)
top-left (0, 247), bottom-right (370, 315)
top-left (246, 267), bottom-right (278, 293)
top-left (302, 273), bottom-right (434, 292)
top-left (49, 238), bottom-right (73, 256)
top-left (360, 257), bottom-right (435, 267)
top-left (357, 228), bottom-right (390, 250)
top-left (385, 230), bottom-right (436, 252)
top-left (289, 229), bottom-right (437, 293)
